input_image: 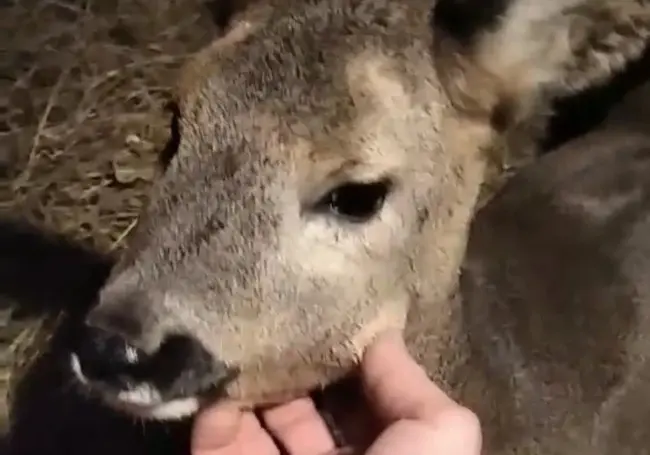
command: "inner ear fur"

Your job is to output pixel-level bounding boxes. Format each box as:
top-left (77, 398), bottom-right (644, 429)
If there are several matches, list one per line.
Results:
top-left (433, 0), bottom-right (650, 130)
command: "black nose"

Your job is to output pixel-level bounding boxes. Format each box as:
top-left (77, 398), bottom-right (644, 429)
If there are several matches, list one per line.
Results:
top-left (72, 323), bottom-right (238, 399)
top-left (74, 325), bottom-right (148, 383)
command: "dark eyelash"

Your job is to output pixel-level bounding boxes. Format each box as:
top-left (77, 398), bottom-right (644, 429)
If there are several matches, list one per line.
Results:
top-left (312, 178), bottom-right (393, 224)
top-left (159, 100), bottom-right (182, 170)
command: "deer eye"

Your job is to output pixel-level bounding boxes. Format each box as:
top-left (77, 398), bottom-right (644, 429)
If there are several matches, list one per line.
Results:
top-left (316, 179), bottom-right (392, 223)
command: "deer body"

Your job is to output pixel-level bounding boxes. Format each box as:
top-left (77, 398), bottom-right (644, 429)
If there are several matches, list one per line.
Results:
top-left (455, 80), bottom-right (650, 454)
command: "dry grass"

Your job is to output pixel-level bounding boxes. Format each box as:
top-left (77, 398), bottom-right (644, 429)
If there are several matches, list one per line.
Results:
top-left (0, 0), bottom-right (221, 431)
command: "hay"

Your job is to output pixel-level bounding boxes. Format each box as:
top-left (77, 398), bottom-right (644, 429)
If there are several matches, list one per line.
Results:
top-left (0, 0), bottom-right (220, 431)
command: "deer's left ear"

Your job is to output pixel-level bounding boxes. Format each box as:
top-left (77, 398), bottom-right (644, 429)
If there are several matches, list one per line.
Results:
top-left (432, 0), bottom-right (650, 128)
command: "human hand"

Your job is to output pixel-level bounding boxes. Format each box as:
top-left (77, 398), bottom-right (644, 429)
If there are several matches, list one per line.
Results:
top-left (191, 330), bottom-right (482, 455)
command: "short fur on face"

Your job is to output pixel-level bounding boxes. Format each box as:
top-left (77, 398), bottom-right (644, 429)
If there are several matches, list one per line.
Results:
top-left (66, 0), bottom-right (650, 420)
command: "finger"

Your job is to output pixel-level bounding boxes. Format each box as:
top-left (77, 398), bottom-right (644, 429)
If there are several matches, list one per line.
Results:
top-left (192, 402), bottom-right (242, 452)
top-left (262, 397), bottom-right (337, 455)
top-left (365, 408), bottom-right (482, 455)
top-left (194, 410), bottom-right (281, 455)
top-left (361, 330), bottom-right (457, 422)
top-left (229, 413), bottom-right (282, 455)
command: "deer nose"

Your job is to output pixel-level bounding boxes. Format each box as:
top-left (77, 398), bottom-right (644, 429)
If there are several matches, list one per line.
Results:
top-left (73, 324), bottom-right (148, 383)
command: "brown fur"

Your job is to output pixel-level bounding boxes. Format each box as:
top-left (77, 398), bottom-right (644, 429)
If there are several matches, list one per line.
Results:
top-left (90, 0), bottom-right (650, 420)
top-left (6, 0), bottom-right (650, 454)
top-left (89, 0), bottom-right (496, 408)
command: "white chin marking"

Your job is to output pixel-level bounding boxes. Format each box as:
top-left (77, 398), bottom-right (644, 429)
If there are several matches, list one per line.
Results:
top-left (117, 383), bottom-right (163, 405)
top-left (71, 353), bottom-right (199, 420)
top-left (116, 384), bottom-right (199, 420)
top-left (70, 353), bottom-right (88, 385)
top-left (146, 397), bottom-right (200, 420)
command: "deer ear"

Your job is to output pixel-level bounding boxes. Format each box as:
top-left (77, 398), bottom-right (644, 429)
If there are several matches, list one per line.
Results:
top-left (433, 0), bottom-right (650, 129)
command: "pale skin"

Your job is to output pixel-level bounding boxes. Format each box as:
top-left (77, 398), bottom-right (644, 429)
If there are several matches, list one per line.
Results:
top-left (192, 331), bottom-right (483, 455)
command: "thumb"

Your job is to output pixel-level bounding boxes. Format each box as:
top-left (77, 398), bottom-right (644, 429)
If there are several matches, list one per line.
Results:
top-left (361, 331), bottom-right (482, 454)
top-left (360, 330), bottom-right (456, 422)
top-left (364, 410), bottom-right (482, 455)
